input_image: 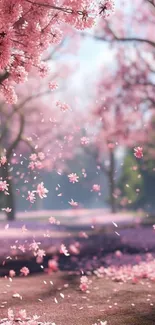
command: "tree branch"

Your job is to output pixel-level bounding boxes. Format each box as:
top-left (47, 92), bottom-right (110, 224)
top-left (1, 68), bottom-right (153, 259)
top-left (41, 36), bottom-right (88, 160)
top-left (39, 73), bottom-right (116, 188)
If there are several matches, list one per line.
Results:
top-left (147, 0), bottom-right (155, 8)
top-left (20, 136), bottom-right (37, 153)
top-left (0, 71), bottom-right (9, 84)
top-left (25, 0), bottom-right (74, 14)
top-left (81, 32), bottom-right (155, 48)
top-left (0, 89), bottom-right (51, 143)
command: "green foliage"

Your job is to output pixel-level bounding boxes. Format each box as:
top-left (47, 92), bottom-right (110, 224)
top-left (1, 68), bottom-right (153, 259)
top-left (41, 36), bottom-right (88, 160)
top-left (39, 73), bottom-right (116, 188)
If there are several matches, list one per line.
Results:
top-left (143, 117), bottom-right (155, 175)
top-left (118, 152), bottom-right (144, 206)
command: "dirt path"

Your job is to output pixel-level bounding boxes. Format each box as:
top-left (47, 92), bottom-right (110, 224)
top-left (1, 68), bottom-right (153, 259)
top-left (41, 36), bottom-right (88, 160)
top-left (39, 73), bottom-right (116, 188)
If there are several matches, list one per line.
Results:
top-left (0, 273), bottom-right (155, 325)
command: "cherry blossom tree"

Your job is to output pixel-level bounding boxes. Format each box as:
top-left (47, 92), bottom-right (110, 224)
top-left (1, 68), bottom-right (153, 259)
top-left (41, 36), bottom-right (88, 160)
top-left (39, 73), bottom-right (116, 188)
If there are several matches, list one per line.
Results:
top-left (0, 49), bottom-right (80, 220)
top-left (0, 0), bottom-right (114, 103)
top-left (77, 0), bottom-right (155, 212)
top-left (80, 53), bottom-right (150, 213)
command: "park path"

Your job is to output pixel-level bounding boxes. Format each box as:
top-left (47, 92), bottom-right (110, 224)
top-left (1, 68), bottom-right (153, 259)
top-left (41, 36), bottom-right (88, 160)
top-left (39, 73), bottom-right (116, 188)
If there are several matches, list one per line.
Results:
top-left (0, 272), bottom-right (155, 325)
top-left (0, 208), bottom-right (137, 226)
top-left (0, 209), bottom-right (142, 264)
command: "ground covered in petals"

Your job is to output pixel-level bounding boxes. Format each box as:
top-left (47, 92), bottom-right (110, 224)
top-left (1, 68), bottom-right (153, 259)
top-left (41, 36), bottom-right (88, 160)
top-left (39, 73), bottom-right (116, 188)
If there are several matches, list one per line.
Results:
top-left (0, 272), bottom-right (155, 325)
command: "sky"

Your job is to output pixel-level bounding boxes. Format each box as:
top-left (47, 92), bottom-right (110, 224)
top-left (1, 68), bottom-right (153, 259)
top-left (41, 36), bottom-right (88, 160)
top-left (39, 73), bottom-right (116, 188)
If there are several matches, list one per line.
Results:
top-left (63, 36), bottom-right (115, 111)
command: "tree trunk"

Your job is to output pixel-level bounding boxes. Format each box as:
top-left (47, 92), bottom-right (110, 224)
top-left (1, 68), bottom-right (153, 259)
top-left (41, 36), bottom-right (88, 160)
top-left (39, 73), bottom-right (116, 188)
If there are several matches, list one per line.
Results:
top-left (109, 149), bottom-right (116, 213)
top-left (1, 163), bottom-right (15, 221)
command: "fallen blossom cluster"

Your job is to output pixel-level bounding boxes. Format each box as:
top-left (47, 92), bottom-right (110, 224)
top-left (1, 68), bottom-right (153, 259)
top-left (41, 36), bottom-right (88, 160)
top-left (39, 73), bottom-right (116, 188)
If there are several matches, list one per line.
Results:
top-left (80, 275), bottom-right (91, 291)
top-left (20, 266), bottom-right (30, 276)
top-left (0, 0), bottom-right (114, 103)
top-left (0, 309), bottom-right (52, 325)
top-left (95, 258), bottom-right (155, 284)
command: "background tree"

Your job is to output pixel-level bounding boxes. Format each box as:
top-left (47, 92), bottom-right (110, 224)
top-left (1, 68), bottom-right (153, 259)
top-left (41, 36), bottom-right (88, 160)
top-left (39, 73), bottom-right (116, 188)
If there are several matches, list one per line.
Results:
top-left (0, 46), bottom-right (81, 220)
top-left (118, 152), bottom-right (144, 209)
top-left (79, 51), bottom-right (150, 213)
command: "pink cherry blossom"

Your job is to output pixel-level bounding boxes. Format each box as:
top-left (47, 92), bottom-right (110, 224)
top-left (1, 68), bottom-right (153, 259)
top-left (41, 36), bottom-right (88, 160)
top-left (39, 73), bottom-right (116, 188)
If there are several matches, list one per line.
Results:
top-left (115, 250), bottom-right (123, 258)
top-left (9, 270), bottom-right (16, 278)
top-left (0, 156), bottom-right (7, 165)
top-left (49, 81), bottom-right (59, 91)
top-left (48, 259), bottom-right (59, 272)
top-left (26, 191), bottom-right (36, 203)
top-left (0, 0), bottom-right (114, 103)
top-left (29, 153), bottom-right (37, 161)
top-left (17, 309), bottom-right (27, 320)
top-left (0, 180), bottom-right (9, 192)
top-left (38, 152), bottom-right (45, 160)
top-left (68, 199), bottom-right (78, 207)
top-left (81, 136), bottom-right (90, 145)
top-left (2, 207), bottom-right (12, 213)
top-left (8, 308), bottom-right (14, 321)
top-left (92, 184), bottom-right (101, 192)
top-left (69, 243), bottom-right (80, 255)
top-left (18, 245), bottom-right (26, 253)
top-left (56, 101), bottom-right (70, 111)
top-left (29, 240), bottom-right (41, 252)
top-left (36, 182), bottom-right (48, 199)
top-left (79, 275), bottom-right (89, 291)
top-left (134, 147), bottom-right (143, 158)
top-left (60, 244), bottom-right (70, 256)
top-left (68, 173), bottom-right (79, 183)
top-left (35, 249), bottom-right (46, 258)
top-left (35, 160), bottom-right (43, 169)
top-left (20, 266), bottom-right (30, 276)
top-left (79, 282), bottom-right (89, 291)
top-left (28, 161), bottom-right (36, 170)
top-left (49, 216), bottom-right (56, 224)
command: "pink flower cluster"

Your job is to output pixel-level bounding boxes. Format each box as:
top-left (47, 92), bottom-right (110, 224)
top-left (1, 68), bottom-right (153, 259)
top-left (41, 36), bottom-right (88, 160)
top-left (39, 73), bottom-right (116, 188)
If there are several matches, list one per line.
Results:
top-left (0, 0), bottom-right (114, 103)
top-left (5, 308), bottom-right (40, 324)
top-left (81, 136), bottom-right (90, 145)
top-left (49, 81), bottom-right (59, 91)
top-left (56, 100), bottom-right (70, 111)
top-left (28, 152), bottom-right (45, 170)
top-left (20, 266), bottom-right (30, 276)
top-left (95, 257), bottom-right (155, 284)
top-left (79, 275), bottom-right (90, 291)
top-left (27, 182), bottom-right (48, 203)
